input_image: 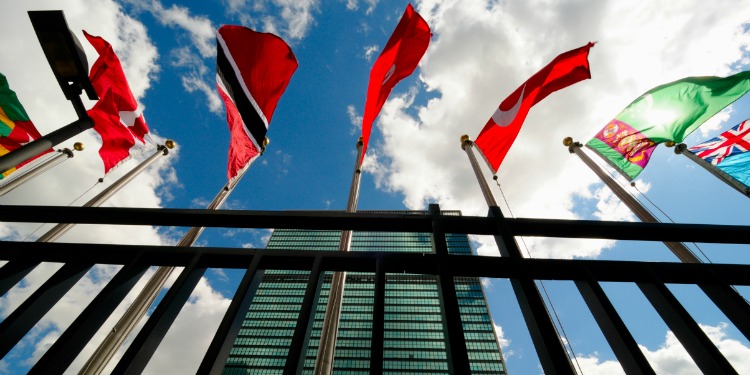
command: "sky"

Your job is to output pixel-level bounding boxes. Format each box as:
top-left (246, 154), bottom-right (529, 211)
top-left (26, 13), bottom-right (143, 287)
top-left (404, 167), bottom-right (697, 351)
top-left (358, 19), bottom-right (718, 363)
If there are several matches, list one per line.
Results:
top-left (1, 0), bottom-right (750, 374)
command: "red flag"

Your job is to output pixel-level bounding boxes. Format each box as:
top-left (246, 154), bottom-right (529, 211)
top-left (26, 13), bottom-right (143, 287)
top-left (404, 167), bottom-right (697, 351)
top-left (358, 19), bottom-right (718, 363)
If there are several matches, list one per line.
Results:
top-left (84, 31), bottom-right (150, 173)
top-left (216, 25), bottom-right (298, 180)
top-left (475, 43), bottom-right (594, 172)
top-left (360, 4), bottom-right (431, 164)
top-left (88, 89), bottom-right (136, 173)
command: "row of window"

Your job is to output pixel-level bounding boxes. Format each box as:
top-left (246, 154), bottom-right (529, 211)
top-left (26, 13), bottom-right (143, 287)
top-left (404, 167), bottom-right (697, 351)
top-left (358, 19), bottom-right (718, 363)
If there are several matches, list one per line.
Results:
top-left (385, 331), bottom-right (444, 340)
top-left (385, 313), bottom-right (442, 322)
top-left (229, 347), bottom-right (289, 357)
top-left (236, 329), bottom-right (294, 337)
top-left (246, 312), bottom-right (299, 320)
top-left (222, 366), bottom-right (283, 375)
top-left (383, 350), bottom-right (447, 360)
top-left (383, 322), bottom-right (443, 331)
top-left (383, 361), bottom-right (449, 371)
top-left (231, 337), bottom-right (291, 346)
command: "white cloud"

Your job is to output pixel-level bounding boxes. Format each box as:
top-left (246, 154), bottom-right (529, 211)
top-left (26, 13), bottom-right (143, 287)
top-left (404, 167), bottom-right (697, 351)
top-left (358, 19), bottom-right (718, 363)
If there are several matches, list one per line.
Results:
top-left (128, 0), bottom-right (216, 59)
top-left (346, 104), bottom-right (363, 135)
top-left (226, 0), bottom-right (320, 42)
top-left (565, 323), bottom-right (750, 374)
top-left (364, 0), bottom-right (750, 259)
top-left (343, 0), bottom-right (379, 15)
top-left (363, 44), bottom-right (380, 61)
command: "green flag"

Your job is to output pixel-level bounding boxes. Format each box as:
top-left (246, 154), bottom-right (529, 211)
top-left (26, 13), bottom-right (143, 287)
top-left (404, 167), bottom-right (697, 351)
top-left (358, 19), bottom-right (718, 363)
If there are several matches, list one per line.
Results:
top-left (587, 71), bottom-right (750, 180)
top-left (0, 72), bottom-right (49, 179)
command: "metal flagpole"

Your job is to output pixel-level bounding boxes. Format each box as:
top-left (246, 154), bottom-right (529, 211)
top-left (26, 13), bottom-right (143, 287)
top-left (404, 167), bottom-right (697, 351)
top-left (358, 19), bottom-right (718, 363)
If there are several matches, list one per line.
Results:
top-left (37, 141), bottom-right (174, 243)
top-left (314, 137), bottom-right (363, 375)
top-left (0, 143), bottom-right (83, 197)
top-left (78, 138), bottom-right (268, 375)
top-left (565, 137), bottom-right (750, 367)
top-left (563, 137), bottom-right (702, 263)
top-left (673, 143), bottom-right (750, 198)
top-left (461, 135), bottom-right (577, 374)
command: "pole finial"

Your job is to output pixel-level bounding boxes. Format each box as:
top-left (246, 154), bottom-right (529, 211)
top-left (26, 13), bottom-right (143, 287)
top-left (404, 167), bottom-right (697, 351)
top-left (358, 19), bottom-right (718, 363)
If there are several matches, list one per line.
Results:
top-left (664, 141), bottom-right (675, 147)
top-left (357, 136), bottom-right (364, 147)
top-left (73, 142), bottom-right (84, 151)
top-left (460, 134), bottom-right (472, 149)
top-left (562, 137), bottom-right (574, 147)
top-left (165, 139), bottom-right (176, 149)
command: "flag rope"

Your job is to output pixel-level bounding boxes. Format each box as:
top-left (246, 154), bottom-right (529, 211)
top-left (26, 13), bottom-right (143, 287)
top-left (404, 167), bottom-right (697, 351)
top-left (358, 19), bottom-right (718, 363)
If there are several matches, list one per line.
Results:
top-left (587, 152), bottom-right (705, 263)
top-left (627, 182), bottom-right (713, 263)
top-left (493, 178), bottom-right (585, 375)
top-left (628, 181), bottom-right (750, 305)
top-left (19, 178), bottom-right (103, 242)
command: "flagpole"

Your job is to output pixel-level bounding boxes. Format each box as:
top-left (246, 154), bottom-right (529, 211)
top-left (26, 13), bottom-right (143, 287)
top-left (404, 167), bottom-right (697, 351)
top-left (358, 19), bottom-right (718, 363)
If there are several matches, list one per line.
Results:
top-left (673, 143), bottom-right (750, 198)
top-left (0, 143), bottom-right (83, 197)
top-left (461, 135), bottom-right (578, 374)
top-left (78, 139), bottom-right (267, 375)
top-left (563, 137), bottom-right (702, 263)
top-left (35, 141), bottom-right (174, 243)
top-left (314, 137), bottom-right (363, 375)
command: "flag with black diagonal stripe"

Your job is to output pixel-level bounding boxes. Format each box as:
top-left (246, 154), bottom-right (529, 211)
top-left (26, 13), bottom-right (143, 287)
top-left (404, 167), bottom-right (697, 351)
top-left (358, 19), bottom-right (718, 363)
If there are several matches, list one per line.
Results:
top-left (216, 25), bottom-right (298, 180)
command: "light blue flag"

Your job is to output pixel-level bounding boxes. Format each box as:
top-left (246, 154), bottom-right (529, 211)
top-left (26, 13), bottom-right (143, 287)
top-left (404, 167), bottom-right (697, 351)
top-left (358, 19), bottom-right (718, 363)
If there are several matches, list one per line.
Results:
top-left (689, 119), bottom-right (750, 190)
top-left (715, 151), bottom-right (750, 189)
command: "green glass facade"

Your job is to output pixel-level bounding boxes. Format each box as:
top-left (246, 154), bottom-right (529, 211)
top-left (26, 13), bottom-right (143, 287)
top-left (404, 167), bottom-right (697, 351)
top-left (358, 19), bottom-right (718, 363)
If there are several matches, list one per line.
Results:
top-left (224, 211), bottom-right (506, 374)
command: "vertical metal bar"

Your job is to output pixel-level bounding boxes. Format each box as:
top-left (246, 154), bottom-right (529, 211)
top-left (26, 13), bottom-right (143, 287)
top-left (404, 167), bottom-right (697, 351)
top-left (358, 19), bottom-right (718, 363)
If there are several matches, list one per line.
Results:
top-left (0, 261), bottom-right (93, 358)
top-left (28, 261), bottom-right (150, 374)
top-left (81, 147), bottom-right (256, 375)
top-left (109, 254), bottom-right (207, 375)
top-left (488, 206), bottom-right (575, 375)
top-left (198, 255), bottom-right (264, 375)
top-left (430, 204), bottom-right (471, 374)
top-left (699, 284), bottom-right (750, 341)
top-left (0, 261), bottom-right (41, 297)
top-left (369, 255), bottom-right (386, 375)
top-left (285, 256), bottom-right (324, 375)
top-left (574, 271), bottom-right (655, 374)
top-left (638, 279), bottom-right (738, 374)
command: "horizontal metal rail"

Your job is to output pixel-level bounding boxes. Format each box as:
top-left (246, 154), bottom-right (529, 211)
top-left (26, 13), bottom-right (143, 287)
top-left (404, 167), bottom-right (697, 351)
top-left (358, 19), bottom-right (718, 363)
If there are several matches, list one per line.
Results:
top-left (0, 204), bottom-right (748, 374)
top-left (0, 205), bottom-right (749, 244)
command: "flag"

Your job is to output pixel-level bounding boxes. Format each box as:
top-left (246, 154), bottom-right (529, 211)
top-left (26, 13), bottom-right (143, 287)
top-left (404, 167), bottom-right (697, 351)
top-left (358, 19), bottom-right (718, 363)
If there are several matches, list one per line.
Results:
top-left (689, 119), bottom-right (750, 189)
top-left (587, 71), bottom-right (750, 180)
top-left (360, 3), bottom-right (431, 164)
top-left (84, 31), bottom-right (150, 173)
top-left (475, 43), bottom-right (594, 172)
top-left (216, 25), bottom-right (298, 180)
top-left (0, 72), bottom-right (51, 179)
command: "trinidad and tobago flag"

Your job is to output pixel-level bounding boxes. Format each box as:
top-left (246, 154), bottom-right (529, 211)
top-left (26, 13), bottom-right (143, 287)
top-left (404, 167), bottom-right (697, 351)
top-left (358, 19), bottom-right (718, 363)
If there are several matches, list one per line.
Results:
top-left (216, 25), bottom-right (298, 180)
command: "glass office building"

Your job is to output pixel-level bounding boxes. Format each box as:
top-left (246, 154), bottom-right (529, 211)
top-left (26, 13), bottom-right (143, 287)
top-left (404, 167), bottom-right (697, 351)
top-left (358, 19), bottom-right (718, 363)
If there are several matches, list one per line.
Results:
top-left (223, 211), bottom-right (506, 374)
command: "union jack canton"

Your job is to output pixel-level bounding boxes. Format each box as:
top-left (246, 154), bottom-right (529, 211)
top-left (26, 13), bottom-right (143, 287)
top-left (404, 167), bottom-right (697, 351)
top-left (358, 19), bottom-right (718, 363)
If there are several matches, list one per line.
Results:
top-left (689, 119), bottom-right (750, 165)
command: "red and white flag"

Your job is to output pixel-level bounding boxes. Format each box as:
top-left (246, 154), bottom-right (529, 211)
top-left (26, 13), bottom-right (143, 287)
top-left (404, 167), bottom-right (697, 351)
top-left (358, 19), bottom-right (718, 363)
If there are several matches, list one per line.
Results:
top-left (84, 31), bottom-right (151, 173)
top-left (360, 3), bottom-right (431, 164)
top-left (475, 43), bottom-right (594, 172)
top-left (216, 25), bottom-right (298, 180)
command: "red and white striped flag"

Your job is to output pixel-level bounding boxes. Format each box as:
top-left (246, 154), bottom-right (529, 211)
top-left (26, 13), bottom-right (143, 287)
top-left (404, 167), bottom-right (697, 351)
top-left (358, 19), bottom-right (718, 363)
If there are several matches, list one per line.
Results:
top-left (216, 25), bottom-right (298, 180)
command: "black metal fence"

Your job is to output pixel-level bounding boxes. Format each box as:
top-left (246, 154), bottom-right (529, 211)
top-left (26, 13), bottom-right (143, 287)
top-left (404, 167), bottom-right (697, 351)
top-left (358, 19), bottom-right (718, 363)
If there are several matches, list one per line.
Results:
top-left (0, 204), bottom-right (749, 374)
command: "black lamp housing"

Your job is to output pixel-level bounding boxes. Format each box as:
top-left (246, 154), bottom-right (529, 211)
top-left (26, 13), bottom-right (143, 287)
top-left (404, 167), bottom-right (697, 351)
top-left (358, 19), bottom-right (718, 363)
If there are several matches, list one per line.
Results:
top-left (28, 10), bottom-right (98, 102)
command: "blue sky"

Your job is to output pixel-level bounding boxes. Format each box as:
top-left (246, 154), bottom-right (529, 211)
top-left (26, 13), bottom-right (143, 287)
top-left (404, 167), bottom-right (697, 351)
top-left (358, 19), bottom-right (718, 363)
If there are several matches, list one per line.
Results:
top-left (1, 0), bottom-right (750, 374)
